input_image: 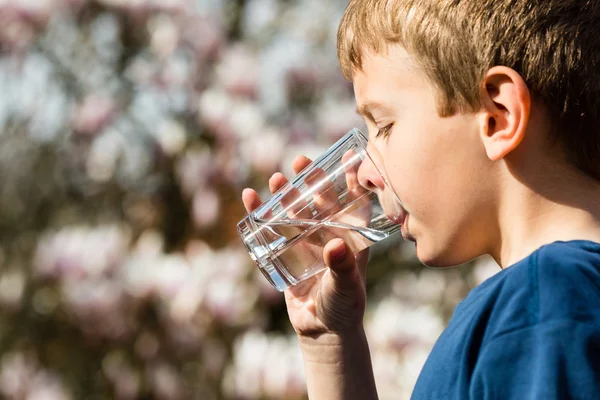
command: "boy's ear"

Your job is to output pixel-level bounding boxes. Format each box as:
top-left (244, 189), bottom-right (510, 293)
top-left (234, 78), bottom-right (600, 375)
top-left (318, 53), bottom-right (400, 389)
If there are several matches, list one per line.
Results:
top-left (479, 66), bottom-right (531, 161)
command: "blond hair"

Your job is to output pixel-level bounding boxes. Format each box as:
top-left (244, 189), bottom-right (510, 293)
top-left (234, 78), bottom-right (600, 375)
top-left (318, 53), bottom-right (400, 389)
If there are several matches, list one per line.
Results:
top-left (338, 0), bottom-right (600, 180)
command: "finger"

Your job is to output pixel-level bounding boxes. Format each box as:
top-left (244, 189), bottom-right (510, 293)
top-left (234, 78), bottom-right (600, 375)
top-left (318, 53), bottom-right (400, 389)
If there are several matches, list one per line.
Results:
top-left (342, 150), bottom-right (361, 189)
top-left (304, 168), bottom-right (341, 217)
top-left (270, 172), bottom-right (313, 219)
top-left (282, 191), bottom-right (314, 219)
top-left (242, 188), bottom-right (263, 213)
top-left (268, 172), bottom-right (288, 194)
top-left (342, 150), bottom-right (368, 203)
top-left (242, 187), bottom-right (274, 220)
top-left (323, 238), bottom-right (362, 291)
top-left (292, 155), bottom-right (337, 216)
top-left (292, 155), bottom-right (312, 175)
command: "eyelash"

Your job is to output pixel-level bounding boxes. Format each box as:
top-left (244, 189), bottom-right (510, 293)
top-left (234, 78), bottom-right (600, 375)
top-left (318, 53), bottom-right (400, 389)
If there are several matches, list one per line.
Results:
top-left (376, 124), bottom-right (393, 139)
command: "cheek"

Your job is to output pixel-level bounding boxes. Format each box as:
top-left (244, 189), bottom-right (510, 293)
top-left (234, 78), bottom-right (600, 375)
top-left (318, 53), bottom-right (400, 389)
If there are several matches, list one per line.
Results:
top-left (381, 134), bottom-right (443, 209)
top-left (381, 119), bottom-right (482, 226)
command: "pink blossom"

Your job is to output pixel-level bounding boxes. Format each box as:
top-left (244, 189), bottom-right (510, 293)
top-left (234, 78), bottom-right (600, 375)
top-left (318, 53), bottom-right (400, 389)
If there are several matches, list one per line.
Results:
top-left (316, 97), bottom-right (366, 142)
top-left (33, 225), bottom-right (131, 280)
top-left (148, 362), bottom-right (183, 400)
top-left (191, 187), bottom-right (220, 229)
top-left (28, 371), bottom-right (73, 400)
top-left (181, 15), bottom-right (223, 62)
top-left (197, 87), bottom-right (235, 140)
top-left (216, 44), bottom-right (259, 98)
top-left (0, 269), bottom-right (26, 311)
top-left (0, 352), bottom-right (37, 398)
top-left (102, 352), bottom-right (141, 399)
top-left (72, 94), bottom-right (117, 136)
top-left (135, 331), bottom-right (160, 361)
top-left (224, 331), bottom-right (306, 399)
top-left (241, 126), bottom-right (285, 175)
top-left (0, 6), bottom-right (37, 51)
top-left (149, 14), bottom-right (180, 59)
top-left (175, 146), bottom-right (217, 198)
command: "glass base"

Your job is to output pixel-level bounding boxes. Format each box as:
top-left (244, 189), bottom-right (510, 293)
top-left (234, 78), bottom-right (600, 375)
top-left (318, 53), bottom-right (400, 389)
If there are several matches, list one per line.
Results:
top-left (237, 216), bottom-right (292, 292)
top-left (256, 258), bottom-right (292, 292)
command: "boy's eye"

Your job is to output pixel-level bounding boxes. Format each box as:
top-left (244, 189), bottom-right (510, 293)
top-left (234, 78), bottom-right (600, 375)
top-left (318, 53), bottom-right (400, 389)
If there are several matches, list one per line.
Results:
top-left (375, 124), bottom-right (393, 139)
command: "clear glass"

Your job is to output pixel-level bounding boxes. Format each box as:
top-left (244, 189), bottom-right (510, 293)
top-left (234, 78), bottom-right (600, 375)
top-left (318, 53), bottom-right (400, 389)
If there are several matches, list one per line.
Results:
top-left (237, 128), bottom-right (404, 291)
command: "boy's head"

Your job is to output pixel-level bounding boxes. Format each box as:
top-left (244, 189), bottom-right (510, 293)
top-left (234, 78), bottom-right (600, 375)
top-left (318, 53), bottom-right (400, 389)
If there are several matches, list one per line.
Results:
top-left (339, 0), bottom-right (600, 266)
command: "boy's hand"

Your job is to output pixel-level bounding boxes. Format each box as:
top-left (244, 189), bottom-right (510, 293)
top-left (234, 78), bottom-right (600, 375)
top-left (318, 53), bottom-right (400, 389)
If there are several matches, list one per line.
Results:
top-left (242, 155), bottom-right (369, 338)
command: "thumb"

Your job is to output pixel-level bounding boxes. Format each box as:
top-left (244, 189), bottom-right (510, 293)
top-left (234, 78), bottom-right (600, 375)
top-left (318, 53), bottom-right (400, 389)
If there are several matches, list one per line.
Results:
top-left (323, 239), bottom-right (362, 289)
top-left (318, 238), bottom-right (366, 330)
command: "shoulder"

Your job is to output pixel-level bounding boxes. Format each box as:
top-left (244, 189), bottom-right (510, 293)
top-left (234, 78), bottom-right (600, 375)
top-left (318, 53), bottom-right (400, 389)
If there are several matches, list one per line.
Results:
top-left (460, 240), bottom-right (600, 339)
top-left (533, 240), bottom-right (600, 323)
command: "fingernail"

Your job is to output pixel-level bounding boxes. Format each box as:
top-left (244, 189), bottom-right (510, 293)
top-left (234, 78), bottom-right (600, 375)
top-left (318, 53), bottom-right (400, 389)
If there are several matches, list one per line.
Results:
top-left (330, 240), bottom-right (346, 262)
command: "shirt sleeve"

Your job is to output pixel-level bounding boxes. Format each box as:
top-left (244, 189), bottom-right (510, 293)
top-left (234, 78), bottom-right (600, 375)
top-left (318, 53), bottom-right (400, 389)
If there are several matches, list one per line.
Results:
top-left (469, 319), bottom-right (600, 399)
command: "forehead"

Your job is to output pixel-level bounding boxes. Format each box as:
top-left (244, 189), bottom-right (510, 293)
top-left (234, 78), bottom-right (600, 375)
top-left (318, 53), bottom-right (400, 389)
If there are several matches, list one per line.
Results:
top-left (352, 45), bottom-right (426, 105)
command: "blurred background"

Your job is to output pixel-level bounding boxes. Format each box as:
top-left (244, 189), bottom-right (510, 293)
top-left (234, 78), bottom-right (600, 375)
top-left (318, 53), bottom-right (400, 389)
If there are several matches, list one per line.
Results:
top-left (0, 0), bottom-right (499, 398)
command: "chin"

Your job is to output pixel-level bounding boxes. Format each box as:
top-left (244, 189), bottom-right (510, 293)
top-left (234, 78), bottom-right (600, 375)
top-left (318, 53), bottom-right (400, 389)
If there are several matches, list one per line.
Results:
top-left (414, 240), bottom-right (471, 268)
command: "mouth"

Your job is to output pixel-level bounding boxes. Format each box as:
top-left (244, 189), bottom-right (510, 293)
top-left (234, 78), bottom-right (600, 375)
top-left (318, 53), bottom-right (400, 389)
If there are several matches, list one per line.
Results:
top-left (401, 226), bottom-right (416, 242)
top-left (387, 206), bottom-right (408, 226)
top-left (387, 209), bottom-right (415, 242)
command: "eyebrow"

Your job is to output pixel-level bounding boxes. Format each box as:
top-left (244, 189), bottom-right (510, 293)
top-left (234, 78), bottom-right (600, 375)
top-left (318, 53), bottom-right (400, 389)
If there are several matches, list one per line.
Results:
top-left (356, 101), bottom-right (388, 121)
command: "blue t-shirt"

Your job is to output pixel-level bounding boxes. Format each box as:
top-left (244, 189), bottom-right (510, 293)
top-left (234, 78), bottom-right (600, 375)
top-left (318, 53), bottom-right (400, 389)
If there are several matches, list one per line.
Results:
top-left (411, 240), bottom-right (600, 399)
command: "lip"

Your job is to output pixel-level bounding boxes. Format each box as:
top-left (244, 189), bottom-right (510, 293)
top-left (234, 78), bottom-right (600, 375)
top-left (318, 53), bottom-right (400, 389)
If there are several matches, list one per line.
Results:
top-left (387, 208), bottom-right (408, 226)
top-left (388, 210), bottom-right (415, 242)
top-left (401, 223), bottom-right (415, 242)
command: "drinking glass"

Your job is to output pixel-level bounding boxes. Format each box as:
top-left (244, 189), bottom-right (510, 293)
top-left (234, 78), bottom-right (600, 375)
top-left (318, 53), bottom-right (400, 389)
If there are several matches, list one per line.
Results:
top-left (237, 128), bottom-right (404, 291)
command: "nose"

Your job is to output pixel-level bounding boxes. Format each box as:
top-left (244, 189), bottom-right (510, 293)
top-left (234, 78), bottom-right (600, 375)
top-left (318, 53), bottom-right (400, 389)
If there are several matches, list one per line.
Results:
top-left (358, 156), bottom-right (385, 192)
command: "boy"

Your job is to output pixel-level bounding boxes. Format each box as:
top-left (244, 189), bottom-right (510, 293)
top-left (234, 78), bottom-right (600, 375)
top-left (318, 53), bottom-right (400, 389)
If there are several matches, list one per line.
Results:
top-left (242, 0), bottom-right (600, 398)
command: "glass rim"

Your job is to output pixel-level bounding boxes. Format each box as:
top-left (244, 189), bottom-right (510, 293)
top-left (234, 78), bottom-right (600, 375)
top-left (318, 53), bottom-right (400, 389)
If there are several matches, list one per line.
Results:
top-left (350, 128), bottom-right (403, 208)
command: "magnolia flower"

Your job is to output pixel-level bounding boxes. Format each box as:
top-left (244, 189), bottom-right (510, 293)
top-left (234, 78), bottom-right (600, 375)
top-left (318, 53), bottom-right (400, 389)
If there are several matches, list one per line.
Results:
top-left (72, 94), bottom-right (117, 136)
top-left (0, 0), bottom-right (56, 26)
top-left (202, 276), bottom-right (259, 326)
top-left (147, 362), bottom-right (183, 400)
top-left (175, 146), bottom-right (217, 198)
top-left (215, 44), bottom-right (259, 98)
top-left (366, 300), bottom-right (444, 352)
top-left (223, 331), bottom-right (306, 399)
top-left (122, 254), bottom-right (189, 302)
top-left (155, 119), bottom-right (187, 156)
top-left (240, 0), bottom-right (280, 40)
top-left (96, 0), bottom-right (149, 13)
top-left (0, 269), bottom-right (26, 311)
top-left (0, 352), bottom-right (37, 398)
top-left (149, 14), bottom-right (180, 59)
top-left (60, 279), bottom-right (131, 340)
top-left (34, 225), bottom-right (131, 280)
top-left (197, 87), bottom-right (235, 138)
top-left (240, 125), bottom-right (285, 175)
top-left (228, 99), bottom-right (265, 140)
top-left (191, 187), bottom-right (220, 228)
top-left (102, 351), bottom-right (141, 400)
top-left (315, 97), bottom-right (366, 143)
top-left (181, 15), bottom-right (223, 62)
top-left (472, 255), bottom-right (501, 286)
top-left (0, 352), bottom-right (72, 400)
top-left (279, 142), bottom-right (327, 178)
top-left (27, 371), bottom-right (73, 400)
top-left (0, 6), bottom-right (37, 51)
top-left (366, 300), bottom-right (444, 399)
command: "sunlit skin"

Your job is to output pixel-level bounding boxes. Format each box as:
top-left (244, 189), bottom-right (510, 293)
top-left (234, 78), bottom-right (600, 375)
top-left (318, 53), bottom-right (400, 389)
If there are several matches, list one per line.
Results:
top-left (353, 46), bottom-right (497, 267)
top-left (354, 44), bottom-right (600, 269)
top-left (242, 43), bottom-right (600, 400)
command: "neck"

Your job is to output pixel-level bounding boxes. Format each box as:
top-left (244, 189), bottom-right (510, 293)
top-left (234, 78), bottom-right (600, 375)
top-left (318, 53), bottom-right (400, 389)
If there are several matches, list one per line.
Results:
top-left (493, 163), bottom-right (600, 268)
